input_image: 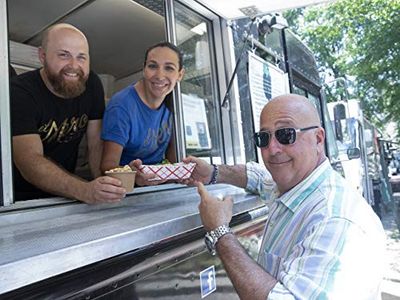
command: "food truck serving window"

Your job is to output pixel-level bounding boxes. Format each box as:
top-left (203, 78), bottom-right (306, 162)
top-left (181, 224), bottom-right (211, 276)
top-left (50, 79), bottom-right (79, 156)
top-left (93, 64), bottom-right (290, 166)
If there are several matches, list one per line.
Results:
top-left (2, 0), bottom-right (232, 206)
top-left (3, 0), bottom-right (170, 205)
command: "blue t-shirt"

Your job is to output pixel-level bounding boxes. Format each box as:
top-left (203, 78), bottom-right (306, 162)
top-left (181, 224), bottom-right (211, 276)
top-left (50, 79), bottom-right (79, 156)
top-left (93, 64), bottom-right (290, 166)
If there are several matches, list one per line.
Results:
top-left (101, 85), bottom-right (172, 165)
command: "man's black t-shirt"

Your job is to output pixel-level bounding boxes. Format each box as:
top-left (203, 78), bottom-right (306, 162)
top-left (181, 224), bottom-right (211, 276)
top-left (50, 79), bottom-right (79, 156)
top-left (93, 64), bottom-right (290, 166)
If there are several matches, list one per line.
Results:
top-left (11, 69), bottom-right (105, 200)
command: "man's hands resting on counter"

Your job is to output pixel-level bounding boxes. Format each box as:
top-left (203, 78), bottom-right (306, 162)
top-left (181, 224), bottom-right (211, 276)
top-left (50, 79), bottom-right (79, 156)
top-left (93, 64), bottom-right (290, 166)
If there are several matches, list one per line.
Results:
top-left (13, 134), bottom-right (126, 204)
top-left (82, 176), bottom-right (126, 204)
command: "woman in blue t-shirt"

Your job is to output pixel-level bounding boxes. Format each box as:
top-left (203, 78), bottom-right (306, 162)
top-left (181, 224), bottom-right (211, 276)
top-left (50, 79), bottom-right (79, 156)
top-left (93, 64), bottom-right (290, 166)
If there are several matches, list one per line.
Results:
top-left (101, 42), bottom-right (184, 185)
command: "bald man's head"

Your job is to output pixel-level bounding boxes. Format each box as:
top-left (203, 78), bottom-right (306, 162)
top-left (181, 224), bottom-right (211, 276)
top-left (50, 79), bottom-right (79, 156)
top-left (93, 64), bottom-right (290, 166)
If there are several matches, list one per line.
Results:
top-left (38, 23), bottom-right (90, 99)
top-left (261, 94), bottom-right (321, 128)
top-left (258, 93), bottom-right (326, 194)
top-left (41, 23), bottom-right (88, 51)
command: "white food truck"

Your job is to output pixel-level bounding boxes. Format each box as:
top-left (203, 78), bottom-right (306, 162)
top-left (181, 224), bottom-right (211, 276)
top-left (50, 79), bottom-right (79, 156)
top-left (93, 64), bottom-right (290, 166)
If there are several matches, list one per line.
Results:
top-left (0, 0), bottom-right (341, 298)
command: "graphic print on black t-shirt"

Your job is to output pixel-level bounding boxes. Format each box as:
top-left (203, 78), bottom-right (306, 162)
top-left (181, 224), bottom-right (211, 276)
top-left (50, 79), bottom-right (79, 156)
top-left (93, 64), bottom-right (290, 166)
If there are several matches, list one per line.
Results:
top-left (38, 114), bottom-right (89, 144)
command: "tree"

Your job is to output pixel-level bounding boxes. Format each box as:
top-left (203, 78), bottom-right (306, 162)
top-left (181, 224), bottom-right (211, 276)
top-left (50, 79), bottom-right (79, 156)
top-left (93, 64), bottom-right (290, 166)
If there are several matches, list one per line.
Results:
top-left (285, 0), bottom-right (400, 135)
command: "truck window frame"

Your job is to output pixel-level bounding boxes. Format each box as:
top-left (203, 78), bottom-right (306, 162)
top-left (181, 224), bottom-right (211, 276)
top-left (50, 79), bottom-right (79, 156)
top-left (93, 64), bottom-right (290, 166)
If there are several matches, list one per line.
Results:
top-left (0, 1), bottom-right (13, 206)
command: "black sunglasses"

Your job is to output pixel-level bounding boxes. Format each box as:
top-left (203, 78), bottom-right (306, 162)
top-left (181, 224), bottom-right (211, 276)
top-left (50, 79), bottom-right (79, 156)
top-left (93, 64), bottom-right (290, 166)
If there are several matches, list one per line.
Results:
top-left (254, 126), bottom-right (319, 148)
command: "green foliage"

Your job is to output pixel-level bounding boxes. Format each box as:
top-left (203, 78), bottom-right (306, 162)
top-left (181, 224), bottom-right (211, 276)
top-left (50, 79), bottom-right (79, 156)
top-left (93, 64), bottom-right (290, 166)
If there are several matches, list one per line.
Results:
top-left (286, 0), bottom-right (400, 135)
top-left (283, 8), bottom-right (305, 32)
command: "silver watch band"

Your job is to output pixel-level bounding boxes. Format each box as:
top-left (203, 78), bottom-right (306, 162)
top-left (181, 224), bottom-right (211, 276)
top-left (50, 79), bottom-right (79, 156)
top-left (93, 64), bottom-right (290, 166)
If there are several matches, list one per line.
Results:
top-left (205, 224), bottom-right (232, 256)
top-left (210, 224), bottom-right (232, 242)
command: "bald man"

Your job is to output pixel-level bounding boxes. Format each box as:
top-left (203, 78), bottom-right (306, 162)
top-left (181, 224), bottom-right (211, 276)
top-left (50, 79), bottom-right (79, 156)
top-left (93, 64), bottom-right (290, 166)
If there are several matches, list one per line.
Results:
top-left (11, 23), bottom-right (126, 203)
top-left (184, 94), bottom-right (385, 299)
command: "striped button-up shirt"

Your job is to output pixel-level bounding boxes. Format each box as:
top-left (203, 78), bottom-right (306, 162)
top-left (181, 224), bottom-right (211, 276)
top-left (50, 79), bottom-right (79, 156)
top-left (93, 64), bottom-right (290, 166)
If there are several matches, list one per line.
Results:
top-left (246, 159), bottom-right (386, 300)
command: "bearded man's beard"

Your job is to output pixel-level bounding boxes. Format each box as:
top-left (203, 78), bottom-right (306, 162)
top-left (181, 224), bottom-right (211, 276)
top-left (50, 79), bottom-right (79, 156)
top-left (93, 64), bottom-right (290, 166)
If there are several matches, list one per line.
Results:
top-left (44, 62), bottom-right (88, 98)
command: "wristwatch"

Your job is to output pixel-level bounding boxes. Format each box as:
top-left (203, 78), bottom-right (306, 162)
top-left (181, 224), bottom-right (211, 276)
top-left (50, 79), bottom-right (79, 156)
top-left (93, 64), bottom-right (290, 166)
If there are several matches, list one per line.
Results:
top-left (204, 224), bottom-right (232, 256)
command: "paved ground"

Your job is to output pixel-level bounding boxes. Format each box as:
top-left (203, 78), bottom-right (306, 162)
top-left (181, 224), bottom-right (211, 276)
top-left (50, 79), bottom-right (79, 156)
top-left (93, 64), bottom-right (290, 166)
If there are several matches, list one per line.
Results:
top-left (381, 192), bottom-right (400, 300)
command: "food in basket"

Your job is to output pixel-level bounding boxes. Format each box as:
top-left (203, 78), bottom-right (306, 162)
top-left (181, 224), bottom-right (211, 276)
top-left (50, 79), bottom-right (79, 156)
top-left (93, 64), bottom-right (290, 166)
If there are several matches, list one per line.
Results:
top-left (105, 165), bottom-right (136, 192)
top-left (105, 165), bottom-right (133, 173)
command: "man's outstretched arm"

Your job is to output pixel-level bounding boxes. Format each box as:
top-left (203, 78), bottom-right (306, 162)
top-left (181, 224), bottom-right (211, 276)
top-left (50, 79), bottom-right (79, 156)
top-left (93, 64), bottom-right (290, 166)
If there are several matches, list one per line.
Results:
top-left (13, 134), bottom-right (126, 203)
top-left (183, 156), bottom-right (247, 188)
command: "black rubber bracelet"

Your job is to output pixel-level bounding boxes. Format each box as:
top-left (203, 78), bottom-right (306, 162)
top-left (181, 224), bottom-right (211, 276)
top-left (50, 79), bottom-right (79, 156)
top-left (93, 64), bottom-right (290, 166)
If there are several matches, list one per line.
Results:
top-left (209, 164), bottom-right (219, 184)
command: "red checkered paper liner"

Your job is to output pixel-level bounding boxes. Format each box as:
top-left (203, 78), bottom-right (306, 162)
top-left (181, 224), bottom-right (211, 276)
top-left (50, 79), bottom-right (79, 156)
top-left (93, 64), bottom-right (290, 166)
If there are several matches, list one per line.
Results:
top-left (139, 163), bottom-right (196, 180)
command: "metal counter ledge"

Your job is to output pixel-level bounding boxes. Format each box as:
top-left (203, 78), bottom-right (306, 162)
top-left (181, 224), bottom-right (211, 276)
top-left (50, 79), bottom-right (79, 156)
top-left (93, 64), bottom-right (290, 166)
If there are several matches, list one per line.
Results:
top-left (0, 184), bottom-right (266, 294)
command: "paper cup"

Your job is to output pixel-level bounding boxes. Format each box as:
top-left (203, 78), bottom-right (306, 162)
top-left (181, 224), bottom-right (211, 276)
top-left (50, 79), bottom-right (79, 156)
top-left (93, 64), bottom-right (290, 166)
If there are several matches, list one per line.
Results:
top-left (105, 171), bottom-right (136, 192)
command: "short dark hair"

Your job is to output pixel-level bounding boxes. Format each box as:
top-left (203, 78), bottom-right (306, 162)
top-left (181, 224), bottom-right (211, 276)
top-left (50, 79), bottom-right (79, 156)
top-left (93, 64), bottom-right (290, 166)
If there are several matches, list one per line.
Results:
top-left (144, 41), bottom-right (183, 71)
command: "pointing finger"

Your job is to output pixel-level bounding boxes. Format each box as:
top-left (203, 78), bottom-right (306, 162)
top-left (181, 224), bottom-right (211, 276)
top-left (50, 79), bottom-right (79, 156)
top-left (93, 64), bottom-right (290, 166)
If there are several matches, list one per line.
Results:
top-left (195, 182), bottom-right (208, 199)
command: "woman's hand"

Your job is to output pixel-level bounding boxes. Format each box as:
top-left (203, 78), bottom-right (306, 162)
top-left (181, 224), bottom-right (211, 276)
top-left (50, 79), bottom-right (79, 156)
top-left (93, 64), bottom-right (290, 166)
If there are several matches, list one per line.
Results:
top-left (129, 159), bottom-right (167, 186)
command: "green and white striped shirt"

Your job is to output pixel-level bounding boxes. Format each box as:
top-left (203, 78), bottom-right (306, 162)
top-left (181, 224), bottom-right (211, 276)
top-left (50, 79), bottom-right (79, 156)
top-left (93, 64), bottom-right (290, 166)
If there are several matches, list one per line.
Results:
top-left (246, 160), bottom-right (385, 300)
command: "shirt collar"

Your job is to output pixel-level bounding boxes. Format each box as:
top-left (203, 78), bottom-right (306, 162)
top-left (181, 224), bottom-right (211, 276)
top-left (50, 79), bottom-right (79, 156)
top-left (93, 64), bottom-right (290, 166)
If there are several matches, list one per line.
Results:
top-left (275, 159), bottom-right (331, 212)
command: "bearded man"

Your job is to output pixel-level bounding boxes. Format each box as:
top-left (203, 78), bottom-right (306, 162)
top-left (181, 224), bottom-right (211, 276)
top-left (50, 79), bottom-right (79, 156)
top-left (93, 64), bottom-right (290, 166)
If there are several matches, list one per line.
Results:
top-left (11, 23), bottom-right (126, 203)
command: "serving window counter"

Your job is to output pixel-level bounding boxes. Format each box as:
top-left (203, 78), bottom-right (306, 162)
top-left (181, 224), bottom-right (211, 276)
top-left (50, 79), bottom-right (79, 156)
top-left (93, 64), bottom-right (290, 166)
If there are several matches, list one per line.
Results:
top-left (0, 183), bottom-right (268, 298)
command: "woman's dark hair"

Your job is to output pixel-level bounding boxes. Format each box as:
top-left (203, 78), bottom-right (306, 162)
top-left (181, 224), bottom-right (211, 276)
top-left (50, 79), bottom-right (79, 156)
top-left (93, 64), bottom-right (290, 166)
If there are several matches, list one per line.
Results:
top-left (144, 41), bottom-right (183, 71)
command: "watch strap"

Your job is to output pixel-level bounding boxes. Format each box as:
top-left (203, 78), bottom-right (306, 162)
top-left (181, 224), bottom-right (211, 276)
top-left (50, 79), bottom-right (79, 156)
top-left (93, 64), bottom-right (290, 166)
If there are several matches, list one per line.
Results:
top-left (205, 224), bottom-right (232, 255)
top-left (210, 224), bottom-right (232, 241)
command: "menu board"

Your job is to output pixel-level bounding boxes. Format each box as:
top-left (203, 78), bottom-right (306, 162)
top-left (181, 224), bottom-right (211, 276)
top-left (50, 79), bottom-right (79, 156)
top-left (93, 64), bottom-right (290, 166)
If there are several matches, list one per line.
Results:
top-left (182, 94), bottom-right (212, 150)
top-left (248, 52), bottom-right (289, 160)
